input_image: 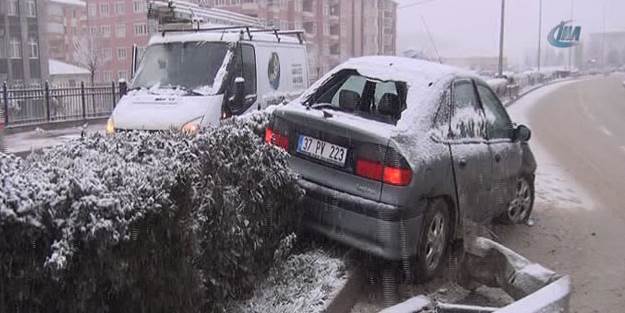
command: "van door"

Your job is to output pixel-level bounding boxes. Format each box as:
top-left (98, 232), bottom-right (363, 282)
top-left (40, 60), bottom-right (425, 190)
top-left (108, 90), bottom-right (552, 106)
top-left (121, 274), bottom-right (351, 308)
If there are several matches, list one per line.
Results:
top-left (448, 79), bottom-right (494, 223)
top-left (225, 43), bottom-right (258, 115)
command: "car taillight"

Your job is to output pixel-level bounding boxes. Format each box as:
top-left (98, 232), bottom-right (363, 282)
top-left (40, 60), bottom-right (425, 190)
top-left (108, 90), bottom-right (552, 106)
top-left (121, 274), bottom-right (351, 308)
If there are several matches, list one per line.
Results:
top-left (264, 127), bottom-right (289, 150)
top-left (355, 146), bottom-right (412, 186)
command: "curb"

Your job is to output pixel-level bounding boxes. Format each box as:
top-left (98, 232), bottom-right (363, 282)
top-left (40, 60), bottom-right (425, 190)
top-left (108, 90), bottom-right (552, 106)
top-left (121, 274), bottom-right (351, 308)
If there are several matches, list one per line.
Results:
top-left (325, 266), bottom-right (365, 313)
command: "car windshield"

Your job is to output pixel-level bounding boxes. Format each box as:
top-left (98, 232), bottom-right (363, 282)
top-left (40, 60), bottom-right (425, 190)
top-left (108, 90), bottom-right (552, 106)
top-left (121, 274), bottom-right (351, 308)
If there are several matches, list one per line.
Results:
top-left (130, 41), bottom-right (230, 95)
top-left (306, 70), bottom-right (407, 124)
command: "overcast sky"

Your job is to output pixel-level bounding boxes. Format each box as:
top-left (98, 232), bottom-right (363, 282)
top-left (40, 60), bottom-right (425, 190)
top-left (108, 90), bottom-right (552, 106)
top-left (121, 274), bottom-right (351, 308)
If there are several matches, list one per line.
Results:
top-left (396, 0), bottom-right (625, 65)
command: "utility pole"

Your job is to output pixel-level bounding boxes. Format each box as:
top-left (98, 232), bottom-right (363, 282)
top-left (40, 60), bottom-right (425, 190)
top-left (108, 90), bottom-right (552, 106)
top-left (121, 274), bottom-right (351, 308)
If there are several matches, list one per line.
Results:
top-left (537, 0), bottom-right (543, 72)
top-left (498, 0), bottom-right (506, 76)
top-left (568, 0), bottom-right (574, 70)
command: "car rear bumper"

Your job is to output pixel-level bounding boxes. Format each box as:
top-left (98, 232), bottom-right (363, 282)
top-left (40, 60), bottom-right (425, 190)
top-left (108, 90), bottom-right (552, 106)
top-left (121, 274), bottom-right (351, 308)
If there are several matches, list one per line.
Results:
top-left (299, 179), bottom-right (424, 260)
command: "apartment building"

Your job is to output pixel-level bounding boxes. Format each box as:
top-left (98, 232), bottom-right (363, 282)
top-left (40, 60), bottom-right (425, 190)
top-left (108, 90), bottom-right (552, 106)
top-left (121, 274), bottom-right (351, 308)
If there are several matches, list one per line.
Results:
top-left (202, 0), bottom-right (397, 80)
top-left (0, 0), bottom-right (49, 85)
top-left (46, 0), bottom-right (88, 63)
top-left (84, 0), bottom-right (151, 82)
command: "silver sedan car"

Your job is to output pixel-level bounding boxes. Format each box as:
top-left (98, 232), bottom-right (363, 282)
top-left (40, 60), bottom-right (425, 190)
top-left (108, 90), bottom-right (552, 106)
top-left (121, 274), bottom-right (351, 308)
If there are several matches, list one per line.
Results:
top-left (265, 56), bottom-right (536, 280)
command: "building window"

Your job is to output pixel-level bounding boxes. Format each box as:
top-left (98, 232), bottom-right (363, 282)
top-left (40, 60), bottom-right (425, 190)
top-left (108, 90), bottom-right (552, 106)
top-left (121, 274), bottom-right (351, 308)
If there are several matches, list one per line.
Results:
top-left (102, 48), bottom-right (112, 61)
top-left (90, 26), bottom-right (98, 34)
top-left (9, 38), bottom-right (21, 59)
top-left (99, 3), bottom-right (109, 17)
top-left (117, 70), bottom-right (127, 80)
top-left (8, 0), bottom-right (19, 16)
top-left (303, 21), bottom-right (315, 34)
top-left (115, 2), bottom-right (125, 15)
top-left (102, 71), bottom-right (112, 82)
top-left (117, 47), bottom-right (127, 60)
top-left (134, 23), bottom-right (148, 35)
top-left (28, 38), bottom-right (39, 59)
top-left (115, 24), bottom-right (126, 38)
top-left (0, 38), bottom-right (5, 58)
top-left (26, 0), bottom-right (37, 17)
top-left (101, 25), bottom-right (111, 38)
top-left (303, 0), bottom-right (314, 13)
top-left (133, 1), bottom-right (146, 13)
top-left (88, 4), bottom-right (97, 17)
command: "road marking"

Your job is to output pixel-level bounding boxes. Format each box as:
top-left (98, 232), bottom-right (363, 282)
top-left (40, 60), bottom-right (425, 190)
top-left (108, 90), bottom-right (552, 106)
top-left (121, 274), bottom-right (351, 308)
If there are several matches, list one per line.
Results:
top-left (598, 125), bottom-right (613, 137)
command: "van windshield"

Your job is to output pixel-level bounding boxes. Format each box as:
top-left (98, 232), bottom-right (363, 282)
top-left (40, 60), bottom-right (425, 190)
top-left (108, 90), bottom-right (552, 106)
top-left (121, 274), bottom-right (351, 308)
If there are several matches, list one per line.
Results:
top-left (131, 41), bottom-right (230, 95)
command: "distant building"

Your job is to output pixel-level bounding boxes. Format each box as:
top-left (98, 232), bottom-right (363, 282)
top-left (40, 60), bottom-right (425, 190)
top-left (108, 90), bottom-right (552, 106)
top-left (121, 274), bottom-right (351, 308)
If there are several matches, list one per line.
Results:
top-left (46, 0), bottom-right (88, 64)
top-left (442, 56), bottom-right (507, 74)
top-left (586, 31), bottom-right (625, 67)
top-left (199, 0), bottom-right (397, 81)
top-left (0, 0), bottom-right (49, 85)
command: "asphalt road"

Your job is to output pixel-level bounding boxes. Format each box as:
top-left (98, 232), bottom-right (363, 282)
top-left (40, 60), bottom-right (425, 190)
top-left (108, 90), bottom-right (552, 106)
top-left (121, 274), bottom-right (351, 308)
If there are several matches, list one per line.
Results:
top-left (496, 74), bottom-right (625, 313)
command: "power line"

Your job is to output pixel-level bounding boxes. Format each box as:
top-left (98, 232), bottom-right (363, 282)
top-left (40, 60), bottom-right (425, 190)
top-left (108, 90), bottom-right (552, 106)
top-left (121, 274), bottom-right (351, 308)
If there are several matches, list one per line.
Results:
top-left (398, 0), bottom-right (442, 9)
top-left (420, 15), bottom-right (442, 63)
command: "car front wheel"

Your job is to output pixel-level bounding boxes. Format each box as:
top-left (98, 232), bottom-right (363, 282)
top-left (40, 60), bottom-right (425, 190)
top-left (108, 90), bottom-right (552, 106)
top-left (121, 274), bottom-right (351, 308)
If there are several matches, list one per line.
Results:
top-left (414, 199), bottom-right (450, 282)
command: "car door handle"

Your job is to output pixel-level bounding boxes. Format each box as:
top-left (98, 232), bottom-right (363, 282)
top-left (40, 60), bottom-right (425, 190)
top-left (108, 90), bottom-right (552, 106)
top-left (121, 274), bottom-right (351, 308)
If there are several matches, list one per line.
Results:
top-left (494, 154), bottom-right (502, 162)
top-left (459, 158), bottom-right (467, 168)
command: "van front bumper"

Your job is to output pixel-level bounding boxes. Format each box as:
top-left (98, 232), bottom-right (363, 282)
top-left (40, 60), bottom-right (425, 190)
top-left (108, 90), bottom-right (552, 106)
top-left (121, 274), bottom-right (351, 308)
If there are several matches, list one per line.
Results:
top-left (299, 179), bottom-right (424, 260)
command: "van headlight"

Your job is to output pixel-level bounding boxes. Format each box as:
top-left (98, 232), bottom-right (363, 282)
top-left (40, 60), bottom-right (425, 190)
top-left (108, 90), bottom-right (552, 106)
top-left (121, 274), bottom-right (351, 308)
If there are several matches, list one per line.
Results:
top-left (181, 117), bottom-right (202, 135)
top-left (106, 118), bottom-right (115, 135)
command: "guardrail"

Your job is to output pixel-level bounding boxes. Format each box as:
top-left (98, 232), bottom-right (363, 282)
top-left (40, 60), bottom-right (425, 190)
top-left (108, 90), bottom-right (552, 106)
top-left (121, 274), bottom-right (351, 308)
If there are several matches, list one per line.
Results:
top-left (380, 237), bottom-right (572, 313)
top-left (2, 81), bottom-right (124, 127)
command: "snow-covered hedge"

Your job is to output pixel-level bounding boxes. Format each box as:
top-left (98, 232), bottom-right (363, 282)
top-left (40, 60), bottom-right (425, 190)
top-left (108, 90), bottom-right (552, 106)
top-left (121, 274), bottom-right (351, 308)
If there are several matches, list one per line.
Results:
top-left (0, 116), bottom-right (304, 313)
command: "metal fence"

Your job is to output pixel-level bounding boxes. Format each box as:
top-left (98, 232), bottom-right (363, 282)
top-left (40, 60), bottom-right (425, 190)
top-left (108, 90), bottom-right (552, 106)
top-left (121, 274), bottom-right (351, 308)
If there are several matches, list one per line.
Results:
top-left (2, 81), bottom-right (124, 127)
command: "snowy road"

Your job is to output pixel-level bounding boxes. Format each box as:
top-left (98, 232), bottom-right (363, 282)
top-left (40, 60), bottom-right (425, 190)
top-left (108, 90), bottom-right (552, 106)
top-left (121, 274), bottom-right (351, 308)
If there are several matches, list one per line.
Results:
top-left (495, 73), bottom-right (625, 313)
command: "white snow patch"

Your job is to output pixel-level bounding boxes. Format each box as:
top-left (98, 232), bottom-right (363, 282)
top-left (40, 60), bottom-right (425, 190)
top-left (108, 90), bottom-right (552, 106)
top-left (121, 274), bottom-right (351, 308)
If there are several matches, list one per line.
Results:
top-left (228, 249), bottom-right (347, 313)
top-left (598, 125), bottom-right (613, 137)
top-left (49, 59), bottom-right (90, 76)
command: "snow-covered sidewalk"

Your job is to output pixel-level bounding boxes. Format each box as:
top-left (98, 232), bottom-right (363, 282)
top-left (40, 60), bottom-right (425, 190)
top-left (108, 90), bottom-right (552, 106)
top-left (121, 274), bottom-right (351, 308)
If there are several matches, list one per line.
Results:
top-left (4, 121), bottom-right (106, 156)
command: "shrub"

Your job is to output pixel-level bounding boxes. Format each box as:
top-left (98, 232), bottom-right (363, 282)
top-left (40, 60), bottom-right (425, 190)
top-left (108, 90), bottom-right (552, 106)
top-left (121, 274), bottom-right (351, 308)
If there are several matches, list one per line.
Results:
top-left (0, 115), bottom-right (303, 313)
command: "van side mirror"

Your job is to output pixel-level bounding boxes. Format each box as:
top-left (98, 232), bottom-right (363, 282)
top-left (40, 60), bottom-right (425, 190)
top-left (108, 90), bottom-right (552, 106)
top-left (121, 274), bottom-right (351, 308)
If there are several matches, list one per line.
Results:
top-left (227, 77), bottom-right (247, 115)
top-left (513, 124), bottom-right (531, 142)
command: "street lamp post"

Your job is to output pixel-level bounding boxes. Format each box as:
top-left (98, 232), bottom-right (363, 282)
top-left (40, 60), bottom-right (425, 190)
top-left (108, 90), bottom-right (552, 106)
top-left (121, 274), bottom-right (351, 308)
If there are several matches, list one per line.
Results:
top-left (537, 0), bottom-right (543, 72)
top-left (498, 0), bottom-right (506, 77)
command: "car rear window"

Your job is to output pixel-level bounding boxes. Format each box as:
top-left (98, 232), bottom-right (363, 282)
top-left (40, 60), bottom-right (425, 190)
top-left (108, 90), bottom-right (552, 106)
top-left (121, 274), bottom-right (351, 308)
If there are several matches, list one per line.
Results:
top-left (305, 70), bottom-right (408, 124)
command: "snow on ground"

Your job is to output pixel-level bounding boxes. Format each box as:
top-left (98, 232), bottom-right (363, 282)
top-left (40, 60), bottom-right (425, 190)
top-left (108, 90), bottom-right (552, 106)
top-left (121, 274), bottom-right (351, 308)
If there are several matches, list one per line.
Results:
top-left (4, 122), bottom-right (105, 155)
top-left (228, 249), bottom-right (348, 313)
top-left (506, 80), bottom-right (596, 211)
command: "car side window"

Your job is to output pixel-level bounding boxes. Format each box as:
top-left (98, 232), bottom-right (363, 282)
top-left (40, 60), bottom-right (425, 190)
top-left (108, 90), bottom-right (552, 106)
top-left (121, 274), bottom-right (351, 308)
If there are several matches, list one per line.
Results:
top-left (240, 44), bottom-right (257, 96)
top-left (451, 80), bottom-right (486, 139)
top-left (477, 84), bottom-right (513, 139)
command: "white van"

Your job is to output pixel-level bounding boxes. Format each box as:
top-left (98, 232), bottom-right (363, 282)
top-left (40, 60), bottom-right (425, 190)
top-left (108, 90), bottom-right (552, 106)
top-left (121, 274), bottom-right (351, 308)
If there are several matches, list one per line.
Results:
top-left (106, 26), bottom-right (309, 134)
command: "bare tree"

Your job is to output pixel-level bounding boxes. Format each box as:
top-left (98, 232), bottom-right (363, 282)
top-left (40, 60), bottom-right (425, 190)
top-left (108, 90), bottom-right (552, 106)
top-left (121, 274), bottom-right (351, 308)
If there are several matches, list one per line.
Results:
top-left (73, 33), bottom-right (102, 87)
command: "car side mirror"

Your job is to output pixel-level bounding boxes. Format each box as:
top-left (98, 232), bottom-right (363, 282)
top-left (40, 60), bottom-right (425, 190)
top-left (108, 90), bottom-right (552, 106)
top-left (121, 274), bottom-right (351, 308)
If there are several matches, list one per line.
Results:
top-left (227, 77), bottom-right (246, 114)
top-left (234, 77), bottom-right (245, 97)
top-left (513, 124), bottom-right (531, 142)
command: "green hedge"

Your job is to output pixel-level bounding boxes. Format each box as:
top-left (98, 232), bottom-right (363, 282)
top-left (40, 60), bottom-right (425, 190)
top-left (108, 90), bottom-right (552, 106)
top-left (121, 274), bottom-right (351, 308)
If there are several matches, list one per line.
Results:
top-left (0, 116), bottom-right (303, 313)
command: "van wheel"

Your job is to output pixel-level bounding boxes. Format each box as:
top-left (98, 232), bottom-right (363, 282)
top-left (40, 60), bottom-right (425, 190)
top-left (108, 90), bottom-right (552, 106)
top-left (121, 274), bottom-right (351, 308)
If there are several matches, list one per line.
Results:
top-left (499, 176), bottom-right (534, 224)
top-left (414, 199), bottom-right (450, 282)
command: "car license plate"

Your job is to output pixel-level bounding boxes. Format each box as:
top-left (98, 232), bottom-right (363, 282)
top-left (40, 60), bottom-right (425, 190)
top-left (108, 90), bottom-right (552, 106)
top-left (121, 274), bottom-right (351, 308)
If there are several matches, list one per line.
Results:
top-left (297, 135), bottom-right (347, 166)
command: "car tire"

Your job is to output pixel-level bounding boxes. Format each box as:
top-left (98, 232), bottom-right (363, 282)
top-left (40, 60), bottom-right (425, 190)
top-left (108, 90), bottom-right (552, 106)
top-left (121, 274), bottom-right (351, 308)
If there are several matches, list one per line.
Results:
top-left (499, 175), bottom-right (535, 224)
top-left (414, 198), bottom-right (450, 282)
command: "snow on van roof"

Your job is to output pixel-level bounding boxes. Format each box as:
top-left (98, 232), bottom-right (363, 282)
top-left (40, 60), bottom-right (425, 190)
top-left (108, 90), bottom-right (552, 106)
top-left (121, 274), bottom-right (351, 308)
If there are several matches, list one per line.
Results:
top-left (149, 29), bottom-right (302, 45)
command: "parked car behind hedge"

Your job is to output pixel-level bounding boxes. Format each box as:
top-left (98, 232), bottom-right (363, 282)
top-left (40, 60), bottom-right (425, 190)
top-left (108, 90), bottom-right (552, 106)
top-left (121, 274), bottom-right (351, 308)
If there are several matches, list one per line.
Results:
top-left (265, 56), bottom-right (536, 281)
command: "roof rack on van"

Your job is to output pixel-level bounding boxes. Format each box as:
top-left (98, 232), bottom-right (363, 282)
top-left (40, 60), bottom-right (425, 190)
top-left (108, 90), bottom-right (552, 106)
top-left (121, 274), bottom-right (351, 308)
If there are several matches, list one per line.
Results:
top-left (160, 25), bottom-right (306, 44)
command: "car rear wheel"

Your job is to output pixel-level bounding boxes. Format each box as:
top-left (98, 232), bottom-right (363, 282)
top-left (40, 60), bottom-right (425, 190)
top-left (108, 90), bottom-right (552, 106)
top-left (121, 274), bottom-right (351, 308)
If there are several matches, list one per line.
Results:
top-left (500, 176), bottom-right (534, 224)
top-left (414, 199), bottom-right (450, 282)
